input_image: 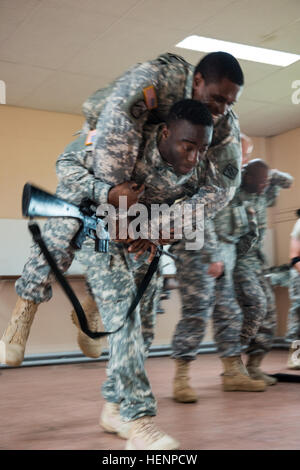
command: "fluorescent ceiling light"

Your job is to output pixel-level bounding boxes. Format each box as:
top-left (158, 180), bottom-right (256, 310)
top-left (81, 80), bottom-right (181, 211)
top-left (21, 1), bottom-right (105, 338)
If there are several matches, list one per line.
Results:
top-left (176, 36), bottom-right (300, 67)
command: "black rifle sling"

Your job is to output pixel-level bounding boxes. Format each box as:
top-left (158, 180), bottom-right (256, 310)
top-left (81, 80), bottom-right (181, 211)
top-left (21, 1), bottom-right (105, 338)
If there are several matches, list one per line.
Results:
top-left (269, 373), bottom-right (300, 382)
top-left (28, 222), bottom-right (161, 339)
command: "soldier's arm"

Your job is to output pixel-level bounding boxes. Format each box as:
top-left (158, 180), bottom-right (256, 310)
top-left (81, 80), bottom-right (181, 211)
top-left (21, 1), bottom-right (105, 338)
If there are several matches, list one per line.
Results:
top-left (236, 206), bottom-right (259, 256)
top-left (200, 219), bottom-right (220, 263)
top-left (206, 111), bottom-right (242, 197)
top-left (199, 219), bottom-right (224, 278)
top-left (55, 133), bottom-right (112, 205)
top-left (56, 130), bottom-right (145, 208)
top-left (265, 169), bottom-right (293, 207)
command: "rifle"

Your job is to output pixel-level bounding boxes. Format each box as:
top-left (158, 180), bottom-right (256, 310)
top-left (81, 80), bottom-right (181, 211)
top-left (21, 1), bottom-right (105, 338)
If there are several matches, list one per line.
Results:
top-left (22, 183), bottom-right (177, 260)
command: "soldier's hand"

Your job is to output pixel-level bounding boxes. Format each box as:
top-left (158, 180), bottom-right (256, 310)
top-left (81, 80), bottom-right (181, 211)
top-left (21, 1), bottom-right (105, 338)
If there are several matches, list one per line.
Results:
top-left (108, 181), bottom-right (144, 208)
top-left (128, 239), bottom-right (157, 263)
top-left (207, 261), bottom-right (224, 278)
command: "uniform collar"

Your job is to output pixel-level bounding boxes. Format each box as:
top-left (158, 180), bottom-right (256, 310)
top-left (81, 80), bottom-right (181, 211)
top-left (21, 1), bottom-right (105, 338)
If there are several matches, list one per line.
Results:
top-left (184, 65), bottom-right (195, 99)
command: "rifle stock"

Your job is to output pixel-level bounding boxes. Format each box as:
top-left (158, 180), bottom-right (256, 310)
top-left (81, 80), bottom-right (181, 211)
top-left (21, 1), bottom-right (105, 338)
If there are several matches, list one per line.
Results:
top-left (22, 183), bottom-right (109, 252)
top-left (22, 183), bottom-right (84, 220)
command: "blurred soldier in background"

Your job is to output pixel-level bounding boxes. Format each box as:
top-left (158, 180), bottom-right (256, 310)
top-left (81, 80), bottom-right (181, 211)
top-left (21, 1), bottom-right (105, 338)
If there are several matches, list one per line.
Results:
top-left (171, 160), bottom-right (271, 402)
top-left (286, 209), bottom-right (300, 369)
top-left (234, 161), bottom-right (293, 384)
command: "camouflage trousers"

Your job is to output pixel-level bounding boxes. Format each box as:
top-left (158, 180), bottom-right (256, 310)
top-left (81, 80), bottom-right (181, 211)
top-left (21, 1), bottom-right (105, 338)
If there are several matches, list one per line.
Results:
top-left (171, 241), bottom-right (242, 359)
top-left (77, 241), bottom-right (163, 421)
top-left (15, 218), bottom-right (80, 303)
top-left (234, 257), bottom-right (276, 355)
top-left (286, 268), bottom-right (300, 342)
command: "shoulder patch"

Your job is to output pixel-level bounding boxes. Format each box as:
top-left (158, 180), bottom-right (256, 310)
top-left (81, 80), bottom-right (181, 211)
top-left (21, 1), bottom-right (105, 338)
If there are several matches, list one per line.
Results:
top-left (223, 163), bottom-right (239, 180)
top-left (143, 85), bottom-right (158, 110)
top-left (130, 100), bottom-right (148, 119)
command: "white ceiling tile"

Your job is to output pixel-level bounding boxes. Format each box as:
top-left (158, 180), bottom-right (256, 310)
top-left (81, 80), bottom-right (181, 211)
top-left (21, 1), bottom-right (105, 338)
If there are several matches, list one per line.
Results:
top-left (242, 60), bottom-right (300, 102)
top-left (237, 61), bottom-right (281, 86)
top-left (0, 61), bottom-right (53, 105)
top-left (63, 19), bottom-right (185, 78)
top-left (126, 0), bottom-right (236, 31)
top-left (18, 72), bottom-right (109, 114)
top-left (0, 3), bottom-right (119, 69)
top-left (234, 98), bottom-right (267, 117)
top-left (239, 102), bottom-right (300, 137)
top-left (191, 0), bottom-right (300, 46)
top-left (44, 0), bottom-right (144, 17)
top-left (258, 19), bottom-right (300, 54)
top-left (0, 0), bottom-right (40, 42)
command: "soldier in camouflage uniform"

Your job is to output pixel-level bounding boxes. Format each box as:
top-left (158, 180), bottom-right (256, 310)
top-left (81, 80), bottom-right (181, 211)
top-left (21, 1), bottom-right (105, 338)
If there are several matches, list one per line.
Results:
top-left (234, 161), bottom-right (293, 384)
top-left (285, 210), bottom-right (300, 368)
top-left (171, 161), bottom-right (271, 401)
top-left (68, 100), bottom-right (214, 450)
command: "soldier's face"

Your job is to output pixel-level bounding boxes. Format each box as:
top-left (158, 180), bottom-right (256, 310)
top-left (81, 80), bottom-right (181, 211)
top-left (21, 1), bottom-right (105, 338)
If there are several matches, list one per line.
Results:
top-left (193, 73), bottom-right (243, 118)
top-left (245, 167), bottom-right (269, 194)
top-left (160, 120), bottom-right (212, 175)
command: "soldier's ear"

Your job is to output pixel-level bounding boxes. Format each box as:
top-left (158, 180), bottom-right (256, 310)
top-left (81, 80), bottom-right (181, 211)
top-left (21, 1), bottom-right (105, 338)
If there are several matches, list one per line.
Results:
top-left (193, 72), bottom-right (204, 89)
top-left (161, 124), bottom-right (170, 141)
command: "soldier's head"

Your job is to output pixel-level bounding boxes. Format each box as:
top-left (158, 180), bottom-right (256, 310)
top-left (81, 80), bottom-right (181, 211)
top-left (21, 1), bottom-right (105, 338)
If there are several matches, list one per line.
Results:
top-left (192, 52), bottom-right (244, 118)
top-left (159, 99), bottom-right (213, 175)
top-left (241, 133), bottom-right (254, 165)
top-left (242, 159), bottom-right (269, 195)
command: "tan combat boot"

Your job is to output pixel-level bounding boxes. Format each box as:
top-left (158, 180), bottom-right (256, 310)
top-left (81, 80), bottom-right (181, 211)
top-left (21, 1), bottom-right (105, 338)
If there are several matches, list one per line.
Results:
top-left (125, 416), bottom-right (180, 450)
top-left (246, 353), bottom-right (277, 385)
top-left (71, 294), bottom-right (103, 358)
top-left (99, 402), bottom-right (132, 439)
top-left (221, 356), bottom-right (266, 392)
top-left (173, 358), bottom-right (198, 403)
top-left (0, 297), bottom-right (38, 366)
top-left (287, 342), bottom-right (300, 369)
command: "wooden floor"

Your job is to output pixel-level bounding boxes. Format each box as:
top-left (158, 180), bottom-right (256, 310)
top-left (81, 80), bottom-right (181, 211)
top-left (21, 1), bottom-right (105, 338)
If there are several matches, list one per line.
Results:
top-left (1, 350), bottom-right (300, 450)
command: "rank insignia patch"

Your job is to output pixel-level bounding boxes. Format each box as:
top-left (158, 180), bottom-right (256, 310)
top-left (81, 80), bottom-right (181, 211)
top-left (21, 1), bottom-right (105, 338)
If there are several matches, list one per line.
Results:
top-left (143, 85), bottom-right (158, 110)
top-left (223, 163), bottom-right (239, 180)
